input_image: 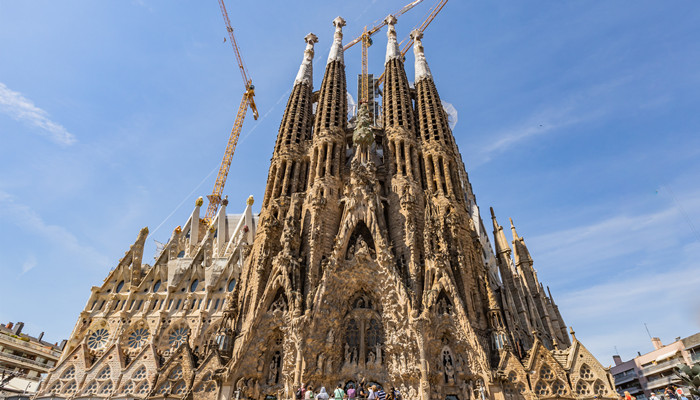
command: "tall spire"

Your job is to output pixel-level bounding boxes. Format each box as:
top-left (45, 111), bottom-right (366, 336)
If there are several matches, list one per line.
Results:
top-left (509, 217), bottom-right (519, 240)
top-left (327, 16), bottom-right (346, 65)
top-left (411, 29), bottom-right (432, 82)
top-left (385, 15), bottom-right (400, 64)
top-left (294, 33), bottom-right (318, 85)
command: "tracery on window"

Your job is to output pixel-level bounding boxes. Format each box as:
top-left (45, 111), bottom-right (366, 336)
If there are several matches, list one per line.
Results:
top-left (535, 381), bottom-right (549, 396)
top-left (168, 365), bottom-right (183, 380)
top-left (158, 382), bottom-right (171, 395)
top-left (63, 381), bottom-right (78, 395)
top-left (61, 366), bottom-right (76, 380)
top-left (168, 327), bottom-right (189, 347)
top-left (122, 381), bottom-right (135, 394)
top-left (97, 366), bottom-right (111, 380)
top-left (172, 380), bottom-right (187, 395)
top-left (269, 289), bottom-right (288, 313)
top-left (552, 380), bottom-right (566, 395)
top-left (576, 380), bottom-right (590, 395)
top-left (137, 382), bottom-right (150, 394)
top-left (580, 364), bottom-right (593, 379)
top-left (540, 364), bottom-right (554, 380)
top-left (594, 380), bottom-right (607, 396)
top-left (100, 381), bottom-right (113, 395)
top-left (128, 328), bottom-right (150, 349)
top-left (345, 319), bottom-right (360, 365)
top-left (85, 381), bottom-right (98, 394)
top-left (133, 366), bottom-right (147, 381)
top-left (87, 328), bottom-right (110, 350)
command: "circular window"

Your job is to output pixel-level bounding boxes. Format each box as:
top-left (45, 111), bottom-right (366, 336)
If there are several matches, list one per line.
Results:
top-left (128, 328), bottom-right (150, 349)
top-left (168, 327), bottom-right (189, 347)
top-left (87, 328), bottom-right (110, 350)
top-left (227, 279), bottom-right (236, 292)
top-left (190, 279), bottom-right (199, 292)
top-left (153, 280), bottom-right (161, 292)
top-left (116, 280), bottom-right (125, 293)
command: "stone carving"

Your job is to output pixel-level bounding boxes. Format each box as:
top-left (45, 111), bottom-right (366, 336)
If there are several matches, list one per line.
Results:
top-left (37, 18), bottom-right (619, 400)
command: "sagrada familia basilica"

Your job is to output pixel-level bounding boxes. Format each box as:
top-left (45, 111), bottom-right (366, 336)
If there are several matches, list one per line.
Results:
top-left (37, 15), bottom-right (617, 400)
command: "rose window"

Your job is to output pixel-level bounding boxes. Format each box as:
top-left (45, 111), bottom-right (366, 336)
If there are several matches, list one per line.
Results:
top-left (168, 327), bottom-right (189, 346)
top-left (128, 328), bottom-right (150, 349)
top-left (87, 328), bottom-right (110, 349)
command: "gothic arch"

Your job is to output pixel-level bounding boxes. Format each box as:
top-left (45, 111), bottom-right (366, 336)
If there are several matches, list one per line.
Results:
top-left (344, 220), bottom-right (376, 259)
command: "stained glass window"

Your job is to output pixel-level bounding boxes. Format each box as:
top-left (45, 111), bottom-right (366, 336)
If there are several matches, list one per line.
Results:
top-left (158, 382), bottom-right (171, 395)
top-left (100, 381), bottom-right (113, 394)
top-left (190, 280), bottom-right (199, 292)
top-left (133, 366), bottom-right (147, 380)
top-left (580, 364), bottom-right (593, 379)
top-left (168, 328), bottom-right (189, 347)
top-left (85, 381), bottom-right (98, 394)
top-left (540, 365), bottom-right (554, 380)
top-left (116, 280), bottom-right (125, 293)
top-left (153, 280), bottom-right (161, 292)
top-left (577, 381), bottom-right (590, 395)
top-left (137, 382), bottom-right (150, 394)
top-left (97, 367), bottom-right (111, 380)
top-left (122, 381), bottom-right (134, 394)
top-left (227, 279), bottom-right (236, 292)
top-left (87, 328), bottom-right (109, 349)
top-left (128, 328), bottom-right (149, 349)
top-left (535, 381), bottom-right (549, 396)
top-left (168, 365), bottom-right (183, 381)
top-left (61, 366), bottom-right (76, 380)
top-left (594, 380), bottom-right (607, 396)
top-left (173, 381), bottom-right (187, 395)
top-left (552, 380), bottom-right (566, 395)
top-left (63, 381), bottom-right (78, 395)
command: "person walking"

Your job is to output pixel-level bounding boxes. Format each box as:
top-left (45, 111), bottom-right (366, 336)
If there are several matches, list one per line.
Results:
top-left (333, 384), bottom-right (345, 400)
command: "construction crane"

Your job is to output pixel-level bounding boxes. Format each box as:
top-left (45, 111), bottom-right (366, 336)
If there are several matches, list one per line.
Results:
top-left (205, 0), bottom-right (260, 222)
top-left (344, 0), bottom-right (425, 106)
top-left (376, 0), bottom-right (448, 86)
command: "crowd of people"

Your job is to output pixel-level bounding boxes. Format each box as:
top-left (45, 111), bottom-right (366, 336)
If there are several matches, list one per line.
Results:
top-left (295, 379), bottom-right (403, 400)
top-left (621, 386), bottom-right (694, 400)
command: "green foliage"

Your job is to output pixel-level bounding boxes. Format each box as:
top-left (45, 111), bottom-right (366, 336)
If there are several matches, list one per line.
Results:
top-left (674, 362), bottom-right (700, 397)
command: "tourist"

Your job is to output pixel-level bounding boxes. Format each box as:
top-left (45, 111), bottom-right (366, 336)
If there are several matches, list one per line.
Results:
top-left (306, 386), bottom-right (315, 400)
top-left (624, 391), bottom-right (636, 400)
top-left (386, 387), bottom-right (395, 400)
top-left (317, 387), bottom-right (330, 400)
top-left (296, 384), bottom-right (304, 400)
top-left (368, 385), bottom-right (377, 400)
top-left (377, 386), bottom-right (387, 400)
top-left (357, 381), bottom-right (368, 399)
top-left (394, 387), bottom-right (402, 400)
top-left (334, 383), bottom-right (345, 400)
top-left (347, 383), bottom-right (356, 399)
top-left (651, 393), bottom-right (660, 400)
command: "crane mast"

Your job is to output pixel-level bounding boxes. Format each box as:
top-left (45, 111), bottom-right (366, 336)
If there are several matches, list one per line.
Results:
top-left (206, 0), bottom-right (259, 221)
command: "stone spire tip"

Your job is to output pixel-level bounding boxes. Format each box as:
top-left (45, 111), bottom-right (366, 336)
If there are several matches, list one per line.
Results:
top-left (490, 207), bottom-right (496, 219)
top-left (295, 33), bottom-right (318, 85)
top-left (328, 17), bottom-right (346, 65)
top-left (411, 29), bottom-right (432, 81)
top-left (385, 15), bottom-right (400, 64)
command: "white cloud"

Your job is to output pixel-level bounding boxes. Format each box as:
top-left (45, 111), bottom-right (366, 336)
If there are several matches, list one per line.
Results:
top-left (20, 254), bottom-right (37, 275)
top-left (0, 191), bottom-right (108, 269)
top-left (0, 82), bottom-right (76, 146)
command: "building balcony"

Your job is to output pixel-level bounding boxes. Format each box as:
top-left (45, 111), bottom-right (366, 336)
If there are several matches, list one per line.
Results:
top-left (614, 373), bottom-right (639, 385)
top-left (0, 351), bottom-right (53, 371)
top-left (646, 376), bottom-right (682, 390)
top-left (642, 359), bottom-right (683, 375)
top-left (0, 334), bottom-right (61, 359)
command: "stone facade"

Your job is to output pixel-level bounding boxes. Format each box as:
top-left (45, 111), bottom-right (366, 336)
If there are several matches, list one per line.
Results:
top-left (37, 16), bottom-right (616, 400)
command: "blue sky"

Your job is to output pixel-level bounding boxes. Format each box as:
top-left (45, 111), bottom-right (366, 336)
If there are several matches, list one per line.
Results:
top-left (1, 1), bottom-right (699, 365)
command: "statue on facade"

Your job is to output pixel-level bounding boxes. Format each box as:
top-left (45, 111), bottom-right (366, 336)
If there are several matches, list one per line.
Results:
top-left (352, 104), bottom-right (374, 164)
